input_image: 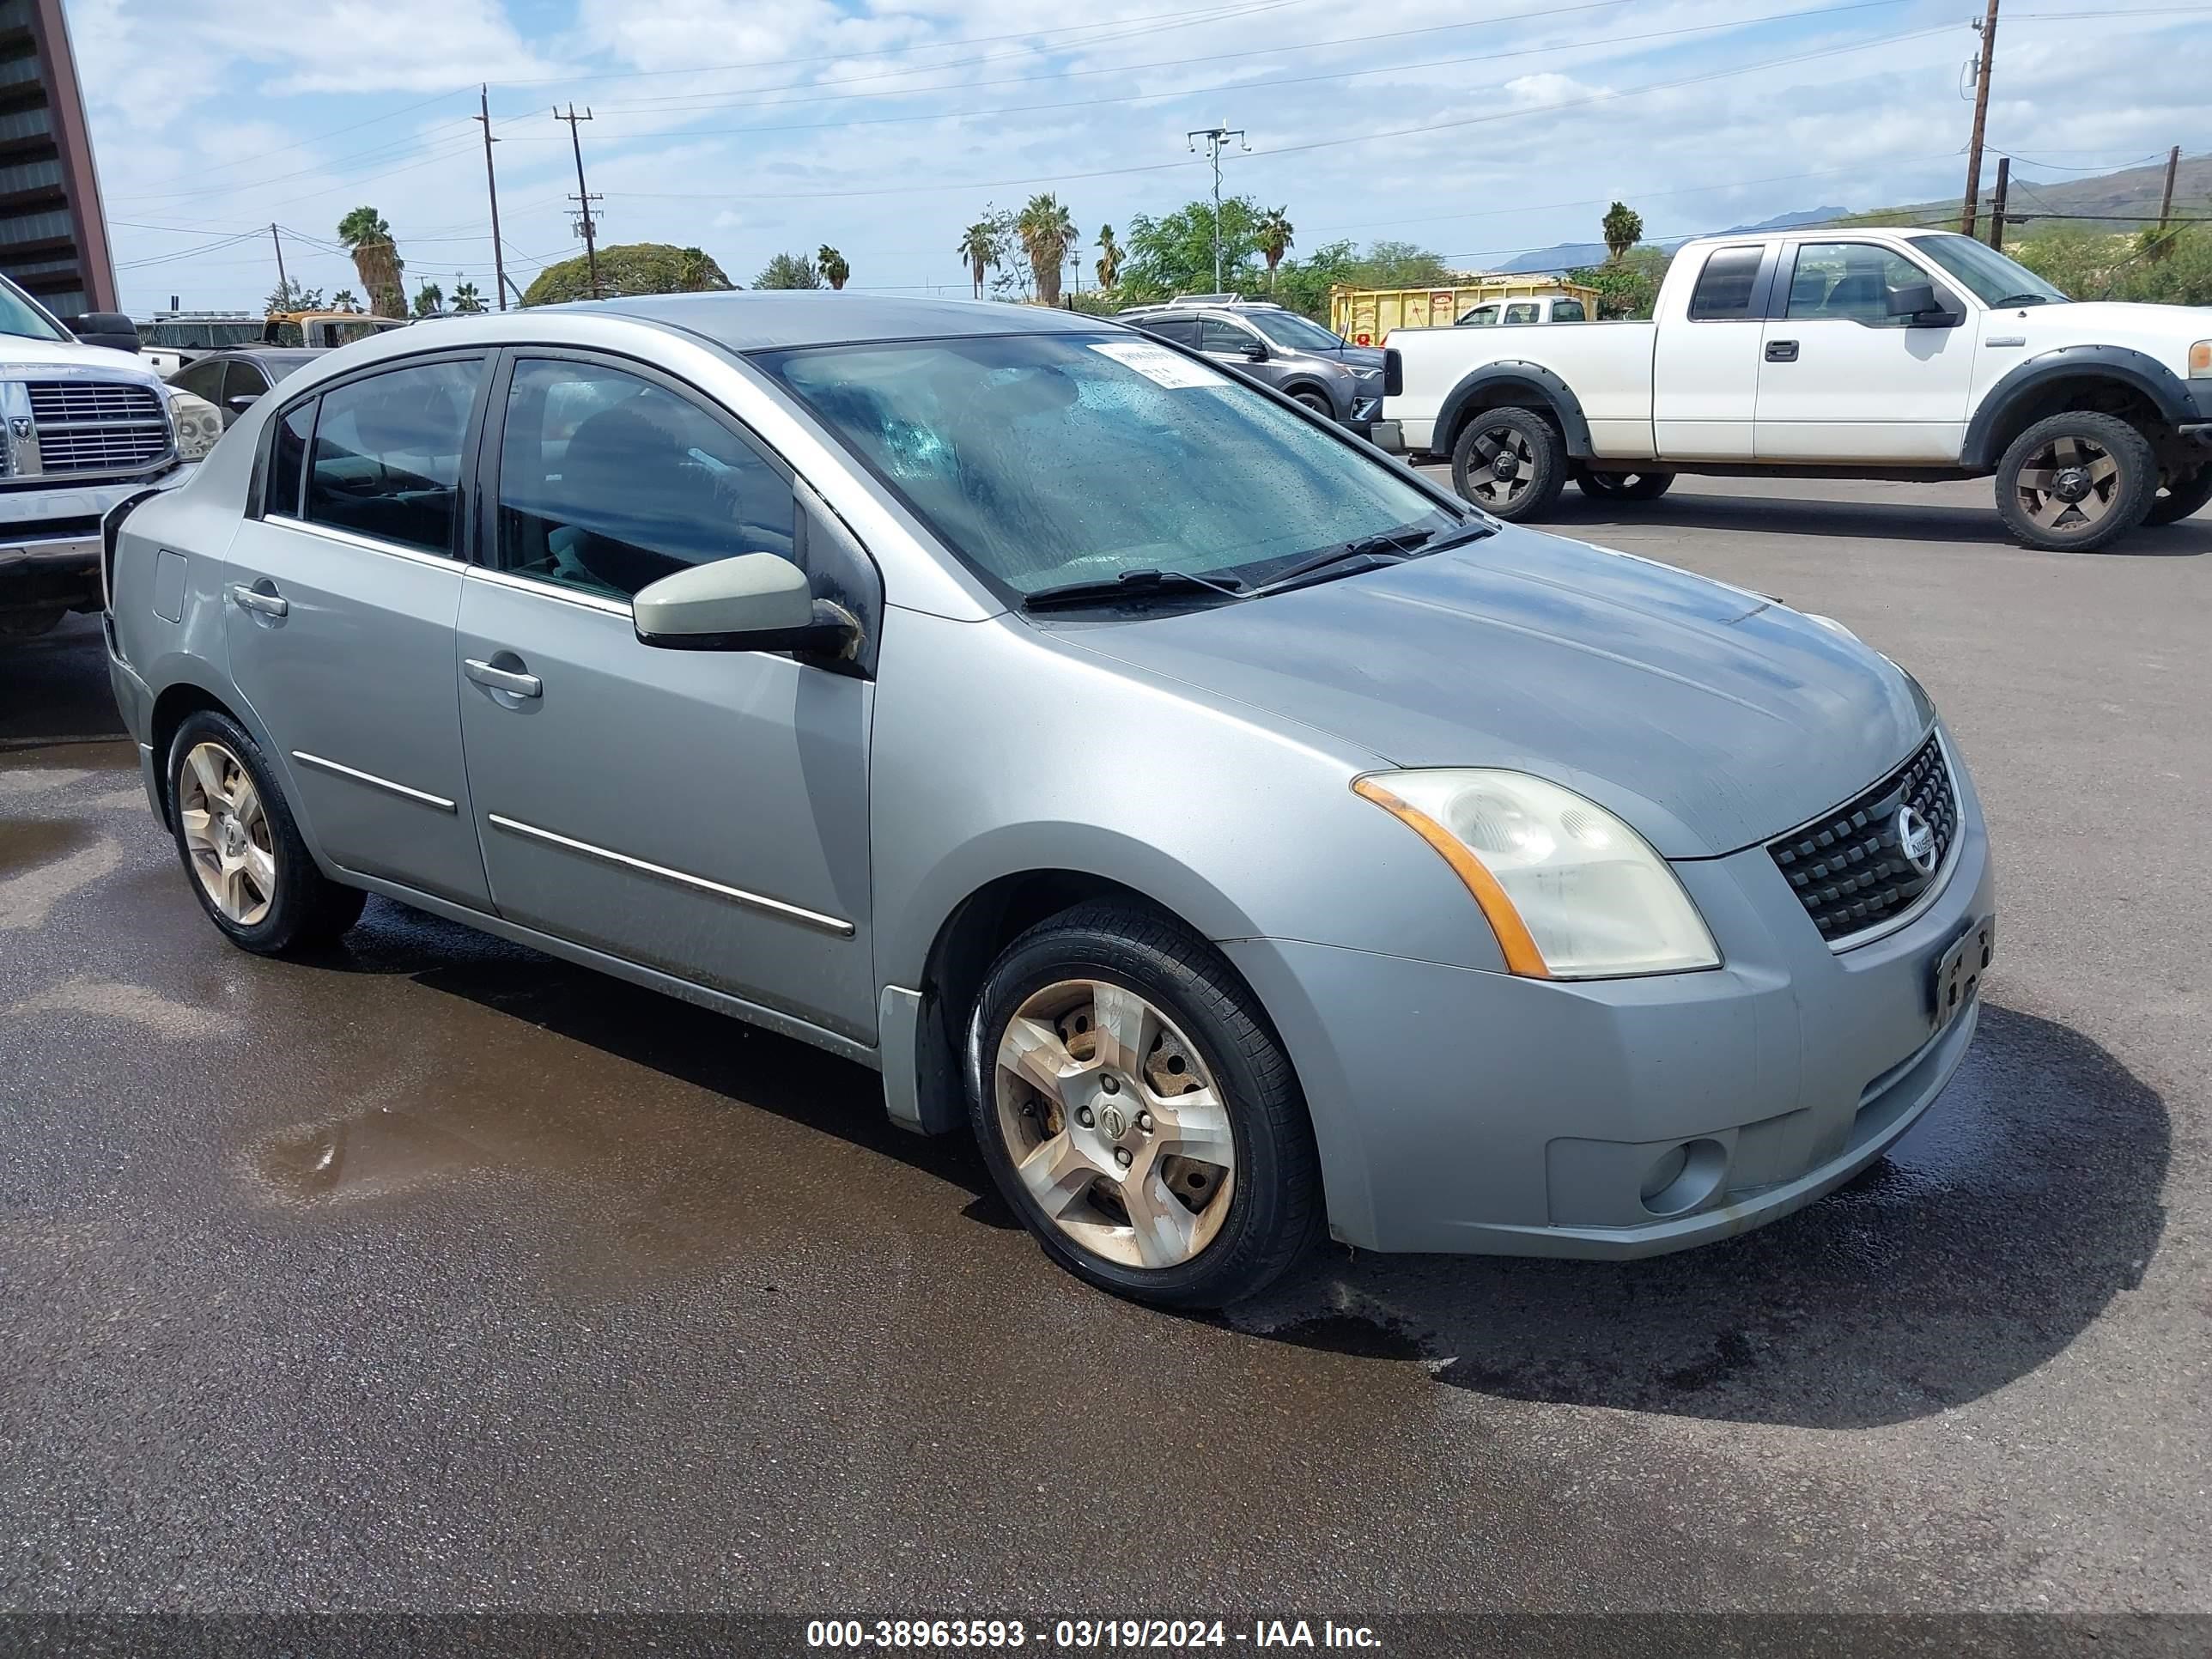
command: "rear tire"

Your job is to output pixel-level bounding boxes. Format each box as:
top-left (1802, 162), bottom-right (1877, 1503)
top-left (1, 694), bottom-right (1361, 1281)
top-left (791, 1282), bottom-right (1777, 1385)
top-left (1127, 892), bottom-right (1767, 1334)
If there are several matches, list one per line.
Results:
top-left (1449, 407), bottom-right (1566, 521)
top-left (967, 902), bottom-right (1322, 1309)
top-left (1994, 412), bottom-right (2155, 552)
top-left (1576, 469), bottom-right (1675, 502)
top-left (2145, 464), bottom-right (2212, 526)
top-left (166, 709), bottom-right (366, 956)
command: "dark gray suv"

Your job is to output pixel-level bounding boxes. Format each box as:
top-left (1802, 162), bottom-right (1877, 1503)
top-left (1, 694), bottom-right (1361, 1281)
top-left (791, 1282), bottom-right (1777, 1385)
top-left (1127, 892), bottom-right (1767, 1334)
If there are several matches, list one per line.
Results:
top-left (1117, 298), bottom-right (1386, 432)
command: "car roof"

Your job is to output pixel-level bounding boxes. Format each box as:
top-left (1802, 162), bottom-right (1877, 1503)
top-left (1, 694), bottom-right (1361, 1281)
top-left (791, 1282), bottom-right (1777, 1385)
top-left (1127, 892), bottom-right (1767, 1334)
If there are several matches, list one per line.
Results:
top-left (574, 290), bottom-right (1117, 351)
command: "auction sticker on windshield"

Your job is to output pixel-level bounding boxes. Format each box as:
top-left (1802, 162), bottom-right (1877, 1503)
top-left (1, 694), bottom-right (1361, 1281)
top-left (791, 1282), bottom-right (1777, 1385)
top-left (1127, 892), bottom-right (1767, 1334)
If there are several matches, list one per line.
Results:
top-left (1088, 340), bottom-right (1229, 388)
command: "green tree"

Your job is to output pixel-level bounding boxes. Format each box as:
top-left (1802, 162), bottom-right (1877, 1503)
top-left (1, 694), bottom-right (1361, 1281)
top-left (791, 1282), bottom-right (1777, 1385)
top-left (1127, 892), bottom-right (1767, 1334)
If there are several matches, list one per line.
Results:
top-left (1601, 201), bottom-right (1644, 264)
top-left (337, 206), bottom-right (405, 319)
top-left (1017, 193), bottom-right (1076, 307)
top-left (1352, 240), bottom-right (1448, 287)
top-left (754, 251), bottom-right (822, 289)
top-left (411, 281), bottom-right (444, 319)
top-left (1095, 224), bottom-right (1122, 291)
top-left (816, 245), bottom-right (851, 290)
top-left (957, 215), bottom-right (1002, 300)
top-left (523, 243), bottom-right (737, 306)
top-left (451, 280), bottom-right (487, 314)
top-left (263, 278), bottom-right (324, 314)
top-left (330, 289), bottom-right (359, 313)
top-left (1121, 195), bottom-right (1265, 299)
top-left (1570, 246), bottom-right (1672, 319)
top-left (1255, 207), bottom-right (1294, 289)
top-left (1268, 238), bottom-right (1360, 321)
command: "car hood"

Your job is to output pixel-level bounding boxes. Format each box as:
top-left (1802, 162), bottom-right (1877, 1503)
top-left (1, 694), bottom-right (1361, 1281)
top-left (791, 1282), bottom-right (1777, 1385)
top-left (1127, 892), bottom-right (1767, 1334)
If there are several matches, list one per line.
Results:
top-left (1317, 343), bottom-right (1388, 370)
top-left (0, 334), bottom-right (158, 379)
top-left (1054, 527), bottom-right (1931, 857)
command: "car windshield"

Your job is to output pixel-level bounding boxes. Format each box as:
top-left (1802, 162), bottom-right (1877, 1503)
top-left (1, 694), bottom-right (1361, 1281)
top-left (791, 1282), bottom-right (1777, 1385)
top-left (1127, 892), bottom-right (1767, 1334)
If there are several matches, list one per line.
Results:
top-left (757, 332), bottom-right (1457, 603)
top-left (1243, 310), bottom-right (1349, 351)
top-left (0, 276), bottom-right (68, 343)
top-left (1906, 234), bottom-right (2069, 307)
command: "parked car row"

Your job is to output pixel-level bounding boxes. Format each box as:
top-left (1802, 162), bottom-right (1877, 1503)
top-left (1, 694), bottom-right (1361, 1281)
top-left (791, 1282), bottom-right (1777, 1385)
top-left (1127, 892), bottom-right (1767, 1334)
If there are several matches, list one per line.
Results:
top-left (1116, 295), bottom-right (1389, 433)
top-left (103, 291), bottom-right (1993, 1309)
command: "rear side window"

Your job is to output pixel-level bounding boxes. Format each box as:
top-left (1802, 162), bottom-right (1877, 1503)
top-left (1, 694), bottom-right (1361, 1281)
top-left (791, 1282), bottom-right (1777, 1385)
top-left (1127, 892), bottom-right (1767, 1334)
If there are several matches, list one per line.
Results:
top-left (265, 400), bottom-right (313, 519)
top-left (1687, 246), bottom-right (1764, 320)
top-left (305, 358), bottom-right (483, 556)
top-left (1134, 315), bottom-right (1197, 346)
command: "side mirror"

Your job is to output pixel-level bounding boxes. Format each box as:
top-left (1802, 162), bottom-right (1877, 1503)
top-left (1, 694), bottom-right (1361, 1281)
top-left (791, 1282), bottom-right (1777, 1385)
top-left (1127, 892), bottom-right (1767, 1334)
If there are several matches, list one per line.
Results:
top-left (227, 394), bottom-right (260, 412)
top-left (1240, 340), bottom-right (1267, 362)
top-left (1885, 282), bottom-right (1951, 324)
top-left (67, 312), bottom-right (141, 353)
top-left (633, 553), bottom-right (855, 656)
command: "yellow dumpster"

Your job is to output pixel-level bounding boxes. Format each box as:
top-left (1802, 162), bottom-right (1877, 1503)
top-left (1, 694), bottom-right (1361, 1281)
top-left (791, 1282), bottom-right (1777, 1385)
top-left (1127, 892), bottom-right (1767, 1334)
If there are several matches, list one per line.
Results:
top-left (1330, 279), bottom-right (1601, 344)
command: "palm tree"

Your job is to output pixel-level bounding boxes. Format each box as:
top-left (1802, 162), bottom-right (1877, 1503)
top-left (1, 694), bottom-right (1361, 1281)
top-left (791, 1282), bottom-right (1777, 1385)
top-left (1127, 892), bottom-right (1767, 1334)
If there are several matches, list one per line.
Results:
top-left (957, 217), bottom-right (1000, 300)
top-left (1255, 207), bottom-right (1294, 289)
top-left (411, 281), bottom-right (443, 319)
top-left (817, 246), bottom-right (851, 290)
top-left (331, 289), bottom-right (359, 313)
top-left (1017, 193), bottom-right (1077, 307)
top-left (1095, 224), bottom-right (1122, 291)
top-left (1601, 201), bottom-right (1644, 264)
top-left (451, 280), bottom-right (486, 314)
top-left (337, 206), bottom-right (405, 319)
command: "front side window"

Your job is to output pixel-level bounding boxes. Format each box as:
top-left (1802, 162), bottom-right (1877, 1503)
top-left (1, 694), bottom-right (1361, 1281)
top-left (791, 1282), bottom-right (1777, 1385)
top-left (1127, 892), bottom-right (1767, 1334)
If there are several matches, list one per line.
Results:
top-left (1200, 319), bottom-right (1259, 356)
top-left (495, 358), bottom-right (793, 602)
top-left (1245, 310), bottom-right (1347, 351)
top-left (1457, 304), bottom-right (1498, 327)
top-left (304, 358), bottom-right (483, 556)
top-left (170, 358), bottom-right (227, 404)
top-left (1786, 242), bottom-right (1936, 325)
top-left (1687, 247), bottom-right (1763, 320)
top-left (221, 360), bottom-right (270, 409)
top-left (757, 331), bottom-right (1458, 602)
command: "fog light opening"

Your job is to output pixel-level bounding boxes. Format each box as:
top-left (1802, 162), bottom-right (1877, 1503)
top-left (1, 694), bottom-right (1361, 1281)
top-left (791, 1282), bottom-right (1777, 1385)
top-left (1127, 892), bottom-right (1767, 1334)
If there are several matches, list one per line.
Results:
top-left (1639, 1138), bottom-right (1727, 1218)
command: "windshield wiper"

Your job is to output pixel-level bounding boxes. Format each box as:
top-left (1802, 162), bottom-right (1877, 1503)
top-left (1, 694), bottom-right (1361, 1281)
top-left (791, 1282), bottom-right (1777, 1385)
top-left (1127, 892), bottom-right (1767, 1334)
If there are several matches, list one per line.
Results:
top-left (1021, 568), bottom-right (1249, 612)
top-left (1247, 519), bottom-right (1494, 598)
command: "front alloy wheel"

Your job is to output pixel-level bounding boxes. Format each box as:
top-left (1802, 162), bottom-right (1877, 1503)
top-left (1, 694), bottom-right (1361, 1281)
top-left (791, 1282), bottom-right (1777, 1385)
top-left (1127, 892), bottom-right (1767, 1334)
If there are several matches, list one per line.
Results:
top-left (995, 979), bottom-right (1237, 1271)
top-left (1994, 412), bottom-right (2155, 551)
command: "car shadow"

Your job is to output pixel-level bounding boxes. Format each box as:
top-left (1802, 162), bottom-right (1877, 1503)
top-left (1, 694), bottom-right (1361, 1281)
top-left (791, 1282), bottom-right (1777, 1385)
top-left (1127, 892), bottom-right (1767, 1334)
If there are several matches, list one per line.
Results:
top-left (1537, 489), bottom-right (2212, 556)
top-left (310, 905), bottom-right (2166, 1429)
top-left (1232, 1003), bottom-right (2169, 1429)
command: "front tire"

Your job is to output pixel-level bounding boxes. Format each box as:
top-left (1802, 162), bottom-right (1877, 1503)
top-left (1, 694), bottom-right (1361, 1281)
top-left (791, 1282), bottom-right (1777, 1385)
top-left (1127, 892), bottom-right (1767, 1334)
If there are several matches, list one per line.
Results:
top-left (1291, 388), bottom-right (1334, 417)
top-left (1577, 469), bottom-right (1674, 502)
top-left (968, 902), bottom-right (1322, 1309)
top-left (1450, 407), bottom-right (1566, 520)
top-left (167, 710), bottom-right (366, 955)
top-left (1994, 412), bottom-right (2156, 551)
top-left (2145, 464), bottom-right (2212, 526)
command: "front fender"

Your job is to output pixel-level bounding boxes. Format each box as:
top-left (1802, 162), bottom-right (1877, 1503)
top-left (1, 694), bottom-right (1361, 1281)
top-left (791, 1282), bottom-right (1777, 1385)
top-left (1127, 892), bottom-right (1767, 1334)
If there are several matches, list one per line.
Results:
top-left (1962, 344), bottom-right (2195, 468)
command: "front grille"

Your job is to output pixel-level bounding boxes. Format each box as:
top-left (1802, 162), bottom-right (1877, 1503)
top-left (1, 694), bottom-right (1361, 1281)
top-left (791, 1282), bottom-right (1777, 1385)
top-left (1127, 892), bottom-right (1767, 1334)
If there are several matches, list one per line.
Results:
top-left (24, 380), bottom-right (172, 476)
top-left (1767, 733), bottom-right (1958, 945)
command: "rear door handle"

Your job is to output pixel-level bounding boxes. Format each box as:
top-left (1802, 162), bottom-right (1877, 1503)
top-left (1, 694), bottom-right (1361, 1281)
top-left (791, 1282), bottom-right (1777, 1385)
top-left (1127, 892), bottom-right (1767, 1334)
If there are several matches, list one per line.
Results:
top-left (228, 581), bottom-right (288, 617)
top-left (1765, 340), bottom-right (1800, 362)
top-left (465, 657), bottom-right (542, 699)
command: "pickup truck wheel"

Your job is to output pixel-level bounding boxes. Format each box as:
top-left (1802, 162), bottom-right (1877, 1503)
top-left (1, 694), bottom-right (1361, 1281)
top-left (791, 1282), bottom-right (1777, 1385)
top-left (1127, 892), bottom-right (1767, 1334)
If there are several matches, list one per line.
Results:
top-left (1451, 408), bottom-right (1565, 520)
top-left (1577, 470), bottom-right (1675, 502)
top-left (1996, 413), bottom-right (2156, 551)
top-left (2145, 465), bottom-right (2212, 526)
top-left (166, 710), bottom-right (367, 955)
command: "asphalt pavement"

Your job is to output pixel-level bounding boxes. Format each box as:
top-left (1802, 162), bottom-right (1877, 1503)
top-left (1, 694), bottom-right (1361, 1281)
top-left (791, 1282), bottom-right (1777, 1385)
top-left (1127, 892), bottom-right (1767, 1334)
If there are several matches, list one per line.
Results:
top-left (3, 477), bottom-right (2208, 1638)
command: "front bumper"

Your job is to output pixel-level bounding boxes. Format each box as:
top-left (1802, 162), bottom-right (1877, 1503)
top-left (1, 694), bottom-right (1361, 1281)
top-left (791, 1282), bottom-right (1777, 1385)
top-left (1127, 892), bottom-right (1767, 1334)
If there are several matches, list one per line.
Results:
top-left (1221, 742), bottom-right (1995, 1255)
top-left (0, 467), bottom-right (192, 611)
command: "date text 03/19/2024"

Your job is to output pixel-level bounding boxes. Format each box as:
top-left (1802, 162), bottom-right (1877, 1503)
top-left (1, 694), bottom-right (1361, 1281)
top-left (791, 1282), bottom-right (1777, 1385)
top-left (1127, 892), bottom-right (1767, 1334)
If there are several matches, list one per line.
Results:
top-left (805, 1619), bottom-right (1384, 1649)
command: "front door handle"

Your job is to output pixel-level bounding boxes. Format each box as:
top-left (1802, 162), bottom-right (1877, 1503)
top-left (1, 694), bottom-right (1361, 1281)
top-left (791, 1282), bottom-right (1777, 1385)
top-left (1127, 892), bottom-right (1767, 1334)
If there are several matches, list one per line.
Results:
top-left (1765, 339), bottom-right (1800, 362)
top-left (228, 581), bottom-right (288, 617)
top-left (465, 657), bottom-right (542, 699)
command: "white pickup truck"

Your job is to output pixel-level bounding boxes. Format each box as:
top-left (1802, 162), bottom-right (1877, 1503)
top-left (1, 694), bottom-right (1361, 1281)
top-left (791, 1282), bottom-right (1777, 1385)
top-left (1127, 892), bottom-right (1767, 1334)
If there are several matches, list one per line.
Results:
top-left (1379, 227), bottom-right (2212, 551)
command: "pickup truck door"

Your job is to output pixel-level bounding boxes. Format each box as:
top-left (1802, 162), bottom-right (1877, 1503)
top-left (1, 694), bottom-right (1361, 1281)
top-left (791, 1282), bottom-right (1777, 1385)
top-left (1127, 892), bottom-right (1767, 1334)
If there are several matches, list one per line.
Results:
top-left (1650, 244), bottom-right (1771, 460)
top-left (1755, 240), bottom-right (1977, 462)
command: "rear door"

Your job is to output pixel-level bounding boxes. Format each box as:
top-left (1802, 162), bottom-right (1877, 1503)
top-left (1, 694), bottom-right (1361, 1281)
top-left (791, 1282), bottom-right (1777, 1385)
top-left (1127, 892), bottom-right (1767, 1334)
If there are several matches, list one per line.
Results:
top-left (223, 353), bottom-right (492, 908)
top-left (1754, 240), bottom-right (1977, 462)
top-left (1651, 243), bottom-right (1772, 459)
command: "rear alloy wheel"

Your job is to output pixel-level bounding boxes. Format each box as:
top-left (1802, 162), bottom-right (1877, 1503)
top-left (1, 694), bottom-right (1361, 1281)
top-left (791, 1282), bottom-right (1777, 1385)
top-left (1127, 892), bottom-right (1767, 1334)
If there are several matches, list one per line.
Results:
top-left (1450, 407), bottom-right (1565, 520)
top-left (2145, 464), bottom-right (2212, 526)
top-left (167, 709), bottom-right (366, 955)
top-left (969, 903), bottom-right (1321, 1308)
top-left (1577, 469), bottom-right (1675, 502)
top-left (1994, 412), bottom-right (2156, 552)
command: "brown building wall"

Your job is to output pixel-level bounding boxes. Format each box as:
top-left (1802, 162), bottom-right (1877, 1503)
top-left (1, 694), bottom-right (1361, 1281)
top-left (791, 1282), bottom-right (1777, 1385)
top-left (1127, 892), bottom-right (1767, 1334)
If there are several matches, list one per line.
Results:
top-left (0, 0), bottom-right (118, 317)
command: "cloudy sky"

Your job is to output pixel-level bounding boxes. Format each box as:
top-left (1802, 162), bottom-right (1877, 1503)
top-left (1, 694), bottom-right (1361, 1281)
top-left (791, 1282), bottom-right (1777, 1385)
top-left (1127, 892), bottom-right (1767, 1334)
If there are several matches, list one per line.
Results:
top-left (68, 0), bottom-right (2209, 313)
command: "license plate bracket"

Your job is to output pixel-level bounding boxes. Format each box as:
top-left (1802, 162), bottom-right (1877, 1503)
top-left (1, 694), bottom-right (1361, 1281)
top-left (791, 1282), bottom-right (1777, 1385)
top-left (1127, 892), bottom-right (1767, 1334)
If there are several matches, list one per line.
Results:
top-left (1931, 916), bottom-right (1995, 1026)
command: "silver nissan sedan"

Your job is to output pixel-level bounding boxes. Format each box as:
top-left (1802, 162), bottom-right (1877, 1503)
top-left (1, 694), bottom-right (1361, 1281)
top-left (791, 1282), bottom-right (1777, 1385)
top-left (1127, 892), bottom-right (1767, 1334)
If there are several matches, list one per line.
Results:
top-left (101, 294), bottom-right (1995, 1307)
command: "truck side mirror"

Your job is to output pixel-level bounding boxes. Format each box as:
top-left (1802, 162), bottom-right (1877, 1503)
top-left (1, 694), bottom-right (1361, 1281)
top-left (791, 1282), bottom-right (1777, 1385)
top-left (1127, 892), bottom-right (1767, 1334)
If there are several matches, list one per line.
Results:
top-left (67, 312), bottom-right (141, 353)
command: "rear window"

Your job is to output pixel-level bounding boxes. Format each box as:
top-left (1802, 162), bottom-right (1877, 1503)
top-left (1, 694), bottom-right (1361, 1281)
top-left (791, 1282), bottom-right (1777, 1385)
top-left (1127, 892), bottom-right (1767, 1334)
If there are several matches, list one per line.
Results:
top-left (1687, 246), bottom-right (1764, 320)
top-left (1551, 299), bottom-right (1585, 323)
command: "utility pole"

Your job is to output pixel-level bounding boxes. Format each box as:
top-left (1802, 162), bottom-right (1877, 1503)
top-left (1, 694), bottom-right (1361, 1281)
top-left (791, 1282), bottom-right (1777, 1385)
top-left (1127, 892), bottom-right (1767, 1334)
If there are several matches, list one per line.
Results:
top-left (270, 223), bottom-right (289, 304)
top-left (1186, 123), bottom-right (1248, 293)
top-left (554, 104), bottom-right (602, 300)
top-left (2156, 143), bottom-right (2181, 236)
top-left (1988, 156), bottom-right (2009, 250)
top-left (476, 87), bottom-right (509, 311)
top-left (1959, 0), bottom-right (2001, 238)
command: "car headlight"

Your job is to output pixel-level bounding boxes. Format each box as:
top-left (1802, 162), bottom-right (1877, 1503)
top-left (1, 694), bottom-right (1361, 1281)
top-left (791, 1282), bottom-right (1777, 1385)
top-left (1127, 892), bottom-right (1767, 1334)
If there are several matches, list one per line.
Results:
top-left (167, 387), bottom-right (223, 460)
top-left (2190, 341), bottom-right (2211, 378)
top-left (1353, 769), bottom-right (1720, 979)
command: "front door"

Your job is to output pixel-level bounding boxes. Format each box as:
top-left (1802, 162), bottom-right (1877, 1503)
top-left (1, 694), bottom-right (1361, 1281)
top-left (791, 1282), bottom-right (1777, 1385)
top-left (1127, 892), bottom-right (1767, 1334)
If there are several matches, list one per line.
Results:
top-left (223, 354), bottom-right (492, 908)
top-left (1755, 241), bottom-right (1978, 462)
top-left (454, 353), bottom-right (876, 1042)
